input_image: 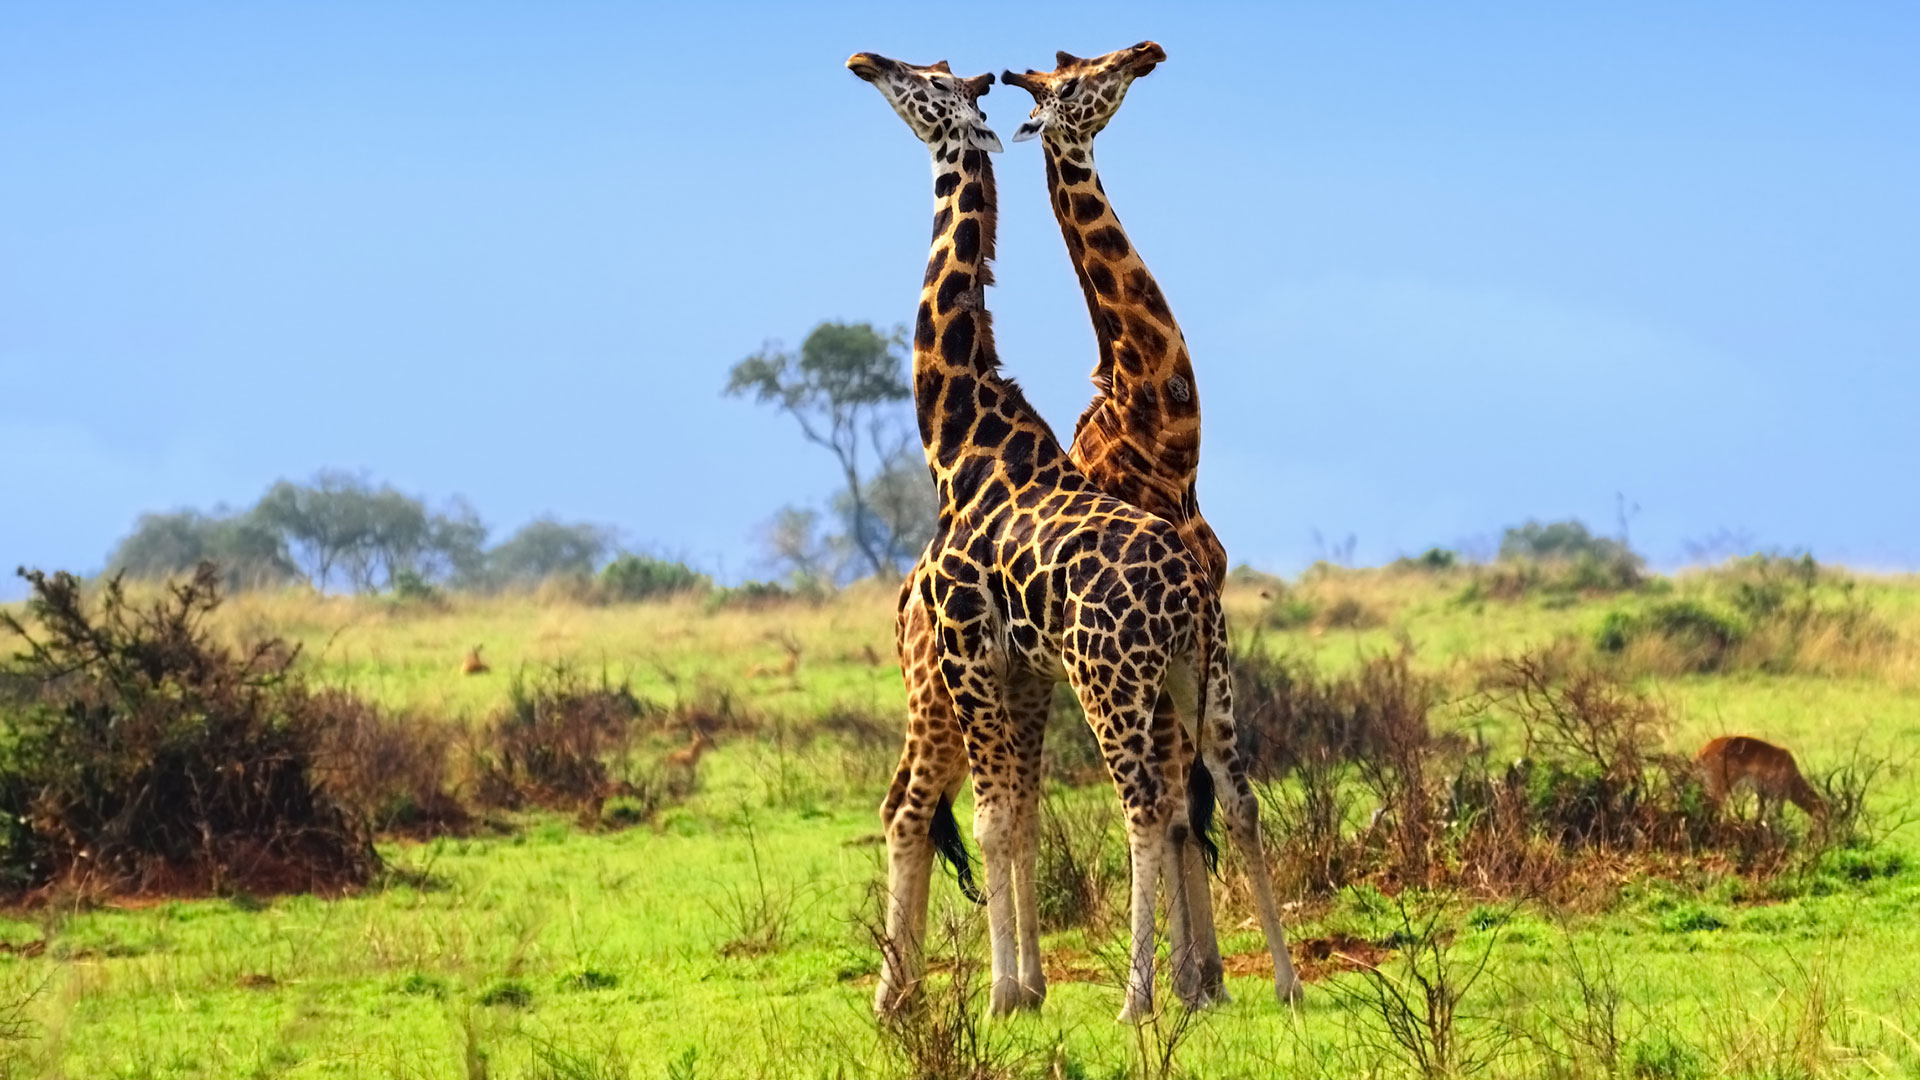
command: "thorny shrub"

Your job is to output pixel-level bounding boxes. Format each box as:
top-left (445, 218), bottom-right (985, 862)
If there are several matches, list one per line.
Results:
top-left (0, 564), bottom-right (379, 900)
top-left (470, 663), bottom-right (661, 820)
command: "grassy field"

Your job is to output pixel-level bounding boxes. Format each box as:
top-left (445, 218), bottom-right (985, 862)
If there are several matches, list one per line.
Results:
top-left (2, 564), bottom-right (1919, 1078)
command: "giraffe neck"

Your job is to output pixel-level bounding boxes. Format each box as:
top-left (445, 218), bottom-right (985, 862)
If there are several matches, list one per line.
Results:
top-left (1040, 137), bottom-right (1201, 518)
top-left (913, 143), bottom-right (1072, 512)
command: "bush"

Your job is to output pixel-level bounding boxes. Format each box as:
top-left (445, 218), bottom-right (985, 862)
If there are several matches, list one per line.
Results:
top-left (1233, 644), bottom-right (1433, 781)
top-left (313, 692), bottom-right (468, 837)
top-left (0, 564), bottom-right (378, 900)
top-left (1260, 592), bottom-right (1317, 630)
top-left (388, 569), bottom-right (445, 608)
top-left (1595, 600), bottom-right (1746, 672)
top-left (1501, 519), bottom-right (1635, 564)
top-left (598, 554), bottom-right (710, 603)
top-left (1481, 519), bottom-right (1645, 599)
top-left (707, 579), bottom-right (812, 610)
top-left (1391, 547), bottom-right (1459, 572)
top-left (471, 663), bottom-right (661, 819)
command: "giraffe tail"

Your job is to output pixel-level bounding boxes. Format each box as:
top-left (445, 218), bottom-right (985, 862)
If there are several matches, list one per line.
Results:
top-left (1188, 756), bottom-right (1220, 874)
top-left (1189, 582), bottom-right (1223, 876)
top-left (930, 794), bottom-right (986, 904)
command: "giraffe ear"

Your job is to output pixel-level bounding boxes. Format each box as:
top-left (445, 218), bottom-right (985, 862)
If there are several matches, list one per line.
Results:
top-left (1011, 102), bottom-right (1054, 143)
top-left (968, 124), bottom-right (1005, 154)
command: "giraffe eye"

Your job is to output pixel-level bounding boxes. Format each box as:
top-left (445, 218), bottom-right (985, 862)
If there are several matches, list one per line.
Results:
top-left (1058, 78), bottom-right (1080, 100)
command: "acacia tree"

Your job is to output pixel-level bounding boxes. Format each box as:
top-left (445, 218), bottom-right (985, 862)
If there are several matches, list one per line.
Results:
top-left (251, 471), bottom-right (488, 592)
top-left (836, 437), bottom-right (936, 573)
top-left (106, 508), bottom-right (301, 590)
top-left (726, 322), bottom-right (924, 579)
top-left (487, 518), bottom-right (618, 586)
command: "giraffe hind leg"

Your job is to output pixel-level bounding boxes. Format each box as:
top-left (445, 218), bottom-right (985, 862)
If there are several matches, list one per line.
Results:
top-left (1006, 673), bottom-right (1052, 1011)
top-left (1162, 672), bottom-right (1227, 1008)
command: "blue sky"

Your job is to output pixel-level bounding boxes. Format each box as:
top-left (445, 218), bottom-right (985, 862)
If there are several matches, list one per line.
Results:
top-left (3, 3), bottom-right (1916, 596)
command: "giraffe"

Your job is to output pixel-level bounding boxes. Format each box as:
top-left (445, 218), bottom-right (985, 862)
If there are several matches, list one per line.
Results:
top-left (847, 52), bottom-right (1287, 1023)
top-left (1003, 41), bottom-right (1304, 1006)
top-left (872, 43), bottom-right (1303, 1016)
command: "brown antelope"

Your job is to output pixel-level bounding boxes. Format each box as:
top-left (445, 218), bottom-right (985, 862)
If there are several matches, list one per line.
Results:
top-left (665, 729), bottom-right (714, 772)
top-left (1695, 735), bottom-right (1827, 822)
top-left (461, 645), bottom-right (490, 676)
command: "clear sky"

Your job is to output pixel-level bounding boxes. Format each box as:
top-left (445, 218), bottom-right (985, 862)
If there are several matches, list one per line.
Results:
top-left (4, 3), bottom-right (1916, 596)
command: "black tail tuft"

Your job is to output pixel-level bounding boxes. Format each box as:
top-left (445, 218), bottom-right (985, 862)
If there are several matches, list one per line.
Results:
top-left (1188, 757), bottom-right (1221, 875)
top-left (930, 794), bottom-right (985, 905)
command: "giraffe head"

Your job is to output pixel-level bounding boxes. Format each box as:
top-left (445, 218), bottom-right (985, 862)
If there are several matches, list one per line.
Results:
top-left (846, 53), bottom-right (1003, 153)
top-left (1002, 41), bottom-right (1165, 144)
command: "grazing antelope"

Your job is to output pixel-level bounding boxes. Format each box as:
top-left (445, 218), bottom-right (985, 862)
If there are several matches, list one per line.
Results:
top-left (461, 645), bottom-right (490, 676)
top-left (1695, 735), bottom-right (1827, 822)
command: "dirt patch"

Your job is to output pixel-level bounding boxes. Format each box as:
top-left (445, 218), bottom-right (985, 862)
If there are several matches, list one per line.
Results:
top-left (1217, 934), bottom-right (1393, 983)
top-left (1042, 947), bottom-right (1105, 986)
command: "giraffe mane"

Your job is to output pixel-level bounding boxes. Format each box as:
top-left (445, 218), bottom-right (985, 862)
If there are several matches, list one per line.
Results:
top-left (965, 151), bottom-right (1065, 450)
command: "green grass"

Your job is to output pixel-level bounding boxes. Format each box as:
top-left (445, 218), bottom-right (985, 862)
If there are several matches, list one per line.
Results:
top-left (2, 567), bottom-right (1918, 1077)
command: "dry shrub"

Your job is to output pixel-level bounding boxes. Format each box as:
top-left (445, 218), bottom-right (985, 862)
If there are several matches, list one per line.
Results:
top-left (311, 691), bottom-right (469, 837)
top-left (1350, 655), bottom-right (1444, 888)
top-left (471, 663), bottom-right (660, 819)
top-left (1259, 747), bottom-right (1357, 897)
top-left (1315, 593), bottom-right (1386, 631)
top-left (1035, 792), bottom-right (1126, 933)
top-left (0, 564), bottom-right (378, 901)
top-left (1477, 651), bottom-right (1710, 882)
top-left (1233, 642), bottom-right (1434, 781)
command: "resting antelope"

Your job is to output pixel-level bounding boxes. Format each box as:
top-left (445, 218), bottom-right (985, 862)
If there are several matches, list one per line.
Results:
top-left (461, 645), bottom-right (490, 676)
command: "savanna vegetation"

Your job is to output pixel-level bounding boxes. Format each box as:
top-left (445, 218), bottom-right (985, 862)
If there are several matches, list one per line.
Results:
top-left (0, 540), bottom-right (1915, 1078)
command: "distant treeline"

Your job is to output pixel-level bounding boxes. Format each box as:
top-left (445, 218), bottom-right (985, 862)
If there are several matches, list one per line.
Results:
top-left (107, 469), bottom-right (709, 600)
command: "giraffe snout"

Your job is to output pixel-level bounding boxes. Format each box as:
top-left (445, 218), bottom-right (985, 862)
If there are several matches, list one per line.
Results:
top-left (846, 53), bottom-right (892, 83)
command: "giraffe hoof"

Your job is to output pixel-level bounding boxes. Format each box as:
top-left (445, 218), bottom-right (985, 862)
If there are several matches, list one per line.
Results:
top-left (1116, 996), bottom-right (1154, 1025)
top-left (988, 977), bottom-right (1025, 1017)
top-left (873, 980), bottom-right (916, 1020)
top-left (1276, 975), bottom-right (1304, 1005)
top-left (1014, 980), bottom-right (1047, 1011)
